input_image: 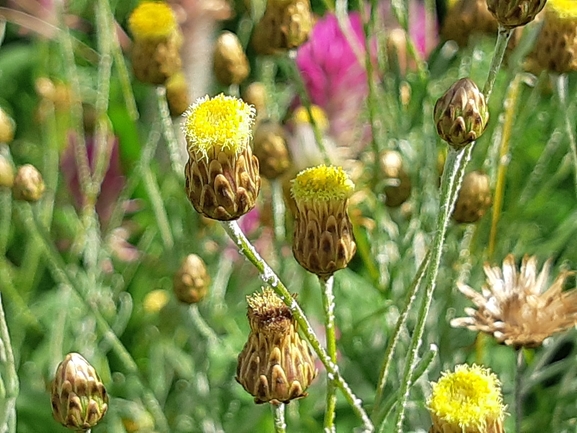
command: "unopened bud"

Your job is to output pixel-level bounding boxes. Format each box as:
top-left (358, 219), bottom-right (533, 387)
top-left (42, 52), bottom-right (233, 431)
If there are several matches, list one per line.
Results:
top-left (452, 171), bottom-right (492, 223)
top-left (0, 107), bottom-right (15, 144)
top-left (253, 121), bottom-right (291, 180)
top-left (379, 150), bottom-right (411, 207)
top-left (242, 82), bottom-right (268, 121)
top-left (213, 31), bottom-right (250, 86)
top-left (173, 254), bottom-right (210, 304)
top-left (486, 0), bottom-right (546, 28)
top-left (12, 164), bottom-right (45, 202)
top-left (166, 72), bottom-right (190, 117)
top-left (0, 155), bottom-right (14, 188)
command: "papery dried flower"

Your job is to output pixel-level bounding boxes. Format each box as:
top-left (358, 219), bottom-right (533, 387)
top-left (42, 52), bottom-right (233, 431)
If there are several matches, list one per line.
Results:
top-left (434, 78), bottom-right (489, 150)
top-left (0, 155), bottom-right (15, 188)
top-left (427, 364), bottom-right (506, 433)
top-left (51, 353), bottom-right (109, 431)
top-left (379, 150), bottom-right (412, 207)
top-left (527, 0), bottom-right (577, 74)
top-left (253, 120), bottom-right (291, 180)
top-left (128, 1), bottom-right (182, 84)
top-left (236, 287), bottom-right (317, 404)
top-left (213, 31), bottom-right (250, 86)
top-left (0, 107), bottom-right (15, 144)
top-left (165, 71), bottom-right (190, 116)
top-left (291, 165), bottom-right (356, 280)
top-left (173, 253), bottom-right (210, 304)
top-left (451, 254), bottom-right (577, 348)
top-left (182, 94), bottom-right (260, 220)
top-left (452, 170), bottom-right (492, 223)
top-left (486, 0), bottom-right (547, 28)
top-left (12, 164), bottom-right (45, 202)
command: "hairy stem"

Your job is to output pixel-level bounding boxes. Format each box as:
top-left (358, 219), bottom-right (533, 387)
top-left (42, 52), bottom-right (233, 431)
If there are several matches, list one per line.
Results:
top-left (272, 403), bottom-right (287, 433)
top-left (321, 276), bottom-right (337, 432)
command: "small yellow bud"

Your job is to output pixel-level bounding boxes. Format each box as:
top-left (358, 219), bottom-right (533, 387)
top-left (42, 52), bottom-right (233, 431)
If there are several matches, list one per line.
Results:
top-left (165, 72), bottom-right (190, 116)
top-left (213, 31), bottom-right (250, 86)
top-left (12, 164), bottom-right (45, 202)
top-left (173, 254), bottom-right (210, 304)
top-left (128, 1), bottom-right (177, 40)
top-left (0, 107), bottom-right (15, 144)
top-left (486, 0), bottom-right (547, 28)
top-left (0, 155), bottom-right (14, 188)
top-left (143, 289), bottom-right (170, 313)
top-left (452, 171), bottom-right (492, 223)
top-left (253, 120), bottom-right (291, 180)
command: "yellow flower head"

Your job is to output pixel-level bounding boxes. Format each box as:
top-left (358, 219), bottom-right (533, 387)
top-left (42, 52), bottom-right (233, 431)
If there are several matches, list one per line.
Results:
top-left (182, 94), bottom-right (256, 160)
top-left (143, 289), bottom-right (170, 313)
top-left (128, 2), bottom-right (177, 40)
top-left (291, 165), bottom-right (354, 203)
top-left (428, 364), bottom-right (506, 433)
top-left (292, 105), bottom-right (329, 132)
top-left (547, 0), bottom-right (577, 18)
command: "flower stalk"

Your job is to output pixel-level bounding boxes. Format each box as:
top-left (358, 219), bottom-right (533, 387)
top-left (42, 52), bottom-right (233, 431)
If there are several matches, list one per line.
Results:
top-left (272, 403), bottom-right (287, 433)
top-left (321, 276), bottom-right (337, 432)
top-left (556, 74), bottom-right (577, 197)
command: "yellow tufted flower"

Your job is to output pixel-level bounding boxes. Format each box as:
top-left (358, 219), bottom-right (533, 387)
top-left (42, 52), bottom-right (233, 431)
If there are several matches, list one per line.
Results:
top-left (183, 94), bottom-right (260, 221)
top-left (128, 2), bottom-right (177, 40)
top-left (292, 165), bottom-right (354, 202)
top-left (428, 364), bottom-right (506, 433)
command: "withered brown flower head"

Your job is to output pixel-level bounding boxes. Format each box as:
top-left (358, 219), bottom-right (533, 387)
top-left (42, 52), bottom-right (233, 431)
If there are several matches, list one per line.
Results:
top-left (237, 288), bottom-right (317, 404)
top-left (452, 255), bottom-right (577, 348)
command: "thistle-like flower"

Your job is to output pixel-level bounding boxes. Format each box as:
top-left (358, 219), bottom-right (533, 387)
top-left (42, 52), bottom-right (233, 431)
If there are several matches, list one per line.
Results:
top-left (182, 94), bottom-right (260, 221)
top-left (236, 287), bottom-right (317, 404)
top-left (291, 165), bottom-right (356, 280)
top-left (12, 164), bottom-right (45, 202)
top-left (213, 31), bottom-right (250, 86)
top-left (128, 1), bottom-right (182, 85)
top-left (434, 77), bottom-right (489, 150)
top-left (486, 0), bottom-right (547, 28)
top-left (452, 170), bottom-right (492, 223)
top-left (427, 364), bottom-right (506, 433)
top-left (51, 353), bottom-right (109, 431)
top-left (173, 254), bottom-right (210, 304)
top-left (452, 255), bottom-right (577, 348)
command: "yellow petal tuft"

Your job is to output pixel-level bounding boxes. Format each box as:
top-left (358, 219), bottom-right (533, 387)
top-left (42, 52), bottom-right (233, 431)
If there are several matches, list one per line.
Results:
top-left (128, 2), bottom-right (177, 40)
top-left (291, 165), bottom-right (354, 202)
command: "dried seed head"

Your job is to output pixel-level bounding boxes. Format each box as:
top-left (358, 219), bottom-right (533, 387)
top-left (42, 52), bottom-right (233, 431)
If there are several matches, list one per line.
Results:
top-left (291, 165), bottom-right (356, 279)
top-left (486, 0), bottom-right (547, 28)
top-left (452, 254), bottom-right (577, 348)
top-left (12, 164), bottom-right (45, 202)
top-left (253, 120), bottom-right (291, 180)
top-left (173, 254), bottom-right (210, 304)
top-left (527, 0), bottom-right (577, 74)
top-left (252, 0), bottom-right (313, 55)
top-left (428, 364), bottom-right (506, 433)
top-left (452, 171), bottom-right (492, 223)
top-left (165, 72), bottom-right (190, 117)
top-left (182, 94), bottom-right (260, 220)
top-left (0, 107), bottom-right (15, 144)
top-left (0, 155), bottom-right (14, 188)
top-left (51, 353), bottom-right (109, 431)
top-left (128, 2), bottom-right (182, 85)
top-left (236, 287), bottom-right (317, 404)
top-left (379, 150), bottom-right (412, 208)
top-left (434, 78), bottom-right (489, 150)
top-left (242, 82), bottom-right (268, 122)
top-left (213, 31), bottom-right (250, 86)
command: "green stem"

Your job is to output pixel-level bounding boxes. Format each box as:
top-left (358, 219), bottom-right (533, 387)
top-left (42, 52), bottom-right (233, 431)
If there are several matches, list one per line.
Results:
top-left (271, 402), bottom-right (287, 433)
top-left (156, 86), bottom-right (184, 175)
top-left (321, 276), bottom-right (337, 432)
top-left (221, 220), bottom-right (374, 432)
top-left (271, 180), bottom-right (286, 242)
top-left (482, 26), bottom-right (513, 104)
top-left (555, 73), bottom-right (577, 198)
top-left (0, 292), bottom-right (18, 433)
top-left (515, 349), bottom-right (524, 433)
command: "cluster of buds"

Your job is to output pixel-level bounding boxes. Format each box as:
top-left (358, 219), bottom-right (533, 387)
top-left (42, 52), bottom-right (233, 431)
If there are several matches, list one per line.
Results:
top-left (486, 0), bottom-right (546, 29)
top-left (12, 164), bottom-right (45, 202)
top-left (213, 31), bottom-right (250, 86)
top-left (128, 1), bottom-right (182, 85)
top-left (252, 0), bottom-right (313, 55)
top-left (173, 254), bottom-right (211, 304)
top-left (434, 78), bottom-right (489, 150)
top-left (236, 287), bottom-right (317, 404)
top-left (379, 150), bottom-right (412, 208)
top-left (182, 94), bottom-right (260, 221)
top-left (291, 165), bottom-right (356, 280)
top-left (452, 171), bottom-right (492, 224)
top-left (51, 353), bottom-right (109, 431)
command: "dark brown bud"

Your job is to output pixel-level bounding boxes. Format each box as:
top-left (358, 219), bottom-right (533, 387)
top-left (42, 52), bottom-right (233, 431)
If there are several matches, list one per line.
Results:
top-left (452, 170), bottom-right (492, 223)
top-left (213, 31), bottom-right (250, 86)
top-left (486, 0), bottom-right (546, 29)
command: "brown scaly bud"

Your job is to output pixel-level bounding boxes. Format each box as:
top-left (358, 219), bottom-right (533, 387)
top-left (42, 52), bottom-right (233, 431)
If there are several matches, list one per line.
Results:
top-left (379, 150), bottom-right (412, 208)
top-left (0, 107), bottom-right (15, 144)
top-left (0, 155), bottom-right (14, 188)
top-left (213, 31), bottom-right (250, 86)
top-left (165, 72), bottom-right (190, 117)
top-left (51, 353), bottom-right (109, 431)
top-left (128, 2), bottom-right (182, 85)
top-left (527, 1), bottom-right (577, 74)
top-left (173, 254), bottom-right (210, 304)
top-left (252, 0), bottom-right (313, 55)
top-left (12, 164), bottom-right (45, 202)
top-left (452, 171), bottom-right (492, 223)
top-left (182, 94), bottom-right (260, 220)
top-left (236, 287), bottom-right (317, 404)
top-left (486, 0), bottom-right (546, 29)
top-left (253, 120), bottom-right (291, 180)
top-left (434, 78), bottom-right (489, 150)
top-left (242, 82), bottom-right (268, 122)
top-left (291, 165), bottom-right (356, 280)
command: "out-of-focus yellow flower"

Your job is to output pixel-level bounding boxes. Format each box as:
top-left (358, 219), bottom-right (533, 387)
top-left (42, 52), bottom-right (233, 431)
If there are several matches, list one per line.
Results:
top-left (128, 1), bottom-right (177, 40)
top-left (143, 289), bottom-right (170, 313)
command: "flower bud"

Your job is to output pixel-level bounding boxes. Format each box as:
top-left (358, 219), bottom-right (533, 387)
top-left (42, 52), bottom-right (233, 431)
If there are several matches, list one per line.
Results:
top-left (253, 120), bottom-right (291, 180)
top-left (242, 82), bottom-right (268, 122)
top-left (236, 287), bottom-right (317, 404)
top-left (486, 0), bottom-right (546, 28)
top-left (379, 150), bottom-right (412, 207)
top-left (434, 78), bottom-right (489, 150)
top-left (51, 353), bottom-right (109, 431)
top-left (0, 155), bottom-right (14, 188)
top-left (165, 72), bottom-right (190, 116)
top-left (12, 164), bottom-right (45, 202)
top-left (452, 171), bottom-right (492, 223)
top-left (213, 31), bottom-right (250, 86)
top-left (173, 254), bottom-right (210, 304)
top-left (0, 107), bottom-right (15, 144)
top-left (291, 165), bottom-right (356, 280)
top-left (128, 2), bottom-right (182, 85)
top-left (182, 94), bottom-right (260, 220)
